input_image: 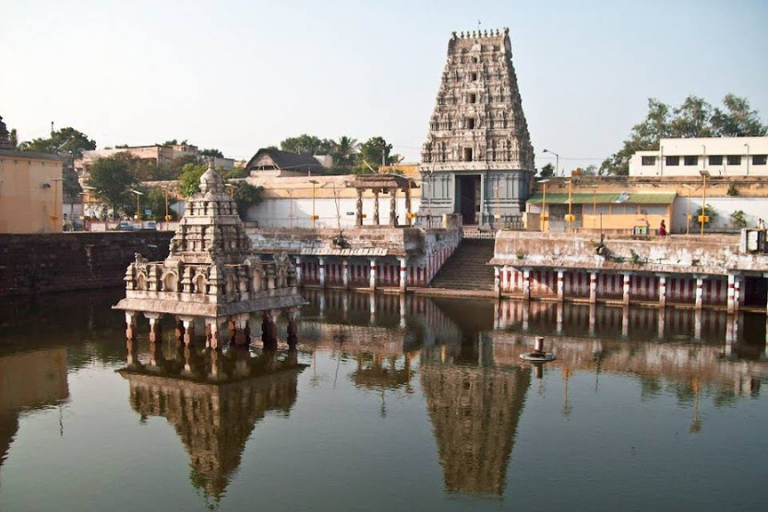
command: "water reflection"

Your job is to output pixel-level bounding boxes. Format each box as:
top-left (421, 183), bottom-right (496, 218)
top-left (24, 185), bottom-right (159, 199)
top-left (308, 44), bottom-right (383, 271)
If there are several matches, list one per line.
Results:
top-left (0, 289), bottom-right (766, 510)
top-left (119, 342), bottom-right (305, 502)
top-left (0, 348), bottom-right (69, 470)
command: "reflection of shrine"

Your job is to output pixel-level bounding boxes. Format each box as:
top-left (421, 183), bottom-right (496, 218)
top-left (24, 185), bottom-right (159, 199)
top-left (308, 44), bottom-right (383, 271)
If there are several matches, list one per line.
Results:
top-left (0, 348), bottom-right (69, 478)
top-left (351, 353), bottom-right (414, 392)
top-left (119, 343), bottom-right (305, 502)
top-left (420, 355), bottom-right (530, 496)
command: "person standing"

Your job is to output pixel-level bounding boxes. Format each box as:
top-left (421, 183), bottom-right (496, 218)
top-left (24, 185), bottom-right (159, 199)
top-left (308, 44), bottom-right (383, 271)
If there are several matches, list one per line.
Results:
top-left (658, 219), bottom-right (667, 236)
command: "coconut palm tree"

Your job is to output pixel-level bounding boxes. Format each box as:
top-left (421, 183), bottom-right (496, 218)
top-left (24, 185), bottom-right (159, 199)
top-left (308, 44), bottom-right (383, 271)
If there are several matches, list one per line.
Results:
top-left (330, 136), bottom-right (359, 170)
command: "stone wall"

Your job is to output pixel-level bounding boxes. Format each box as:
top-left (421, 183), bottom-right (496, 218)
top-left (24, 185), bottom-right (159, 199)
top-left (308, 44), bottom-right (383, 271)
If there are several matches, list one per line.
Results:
top-left (0, 232), bottom-right (173, 296)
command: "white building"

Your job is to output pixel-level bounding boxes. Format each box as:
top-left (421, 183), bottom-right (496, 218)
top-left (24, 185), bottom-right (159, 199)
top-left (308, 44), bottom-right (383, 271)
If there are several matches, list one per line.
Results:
top-left (630, 137), bottom-right (768, 177)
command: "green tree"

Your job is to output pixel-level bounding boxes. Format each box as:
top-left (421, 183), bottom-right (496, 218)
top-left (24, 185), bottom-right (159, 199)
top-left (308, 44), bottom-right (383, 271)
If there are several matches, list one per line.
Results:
top-left (670, 96), bottom-right (714, 138)
top-left (231, 182), bottom-right (264, 219)
top-left (20, 127), bottom-right (96, 158)
top-left (329, 136), bottom-right (359, 170)
top-left (730, 210), bottom-right (747, 229)
top-left (127, 186), bottom-right (177, 221)
top-left (538, 163), bottom-right (555, 178)
top-left (169, 154), bottom-right (202, 177)
top-left (199, 148), bottom-right (224, 158)
top-left (711, 94), bottom-right (768, 137)
top-left (279, 134), bottom-right (333, 155)
top-left (9, 128), bottom-right (18, 149)
top-left (88, 155), bottom-right (137, 217)
top-left (178, 162), bottom-right (209, 197)
top-left (358, 136), bottom-right (399, 172)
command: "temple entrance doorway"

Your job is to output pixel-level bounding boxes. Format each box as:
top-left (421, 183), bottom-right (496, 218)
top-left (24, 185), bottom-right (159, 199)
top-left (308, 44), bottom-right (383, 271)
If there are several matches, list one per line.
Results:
top-left (457, 175), bottom-right (481, 225)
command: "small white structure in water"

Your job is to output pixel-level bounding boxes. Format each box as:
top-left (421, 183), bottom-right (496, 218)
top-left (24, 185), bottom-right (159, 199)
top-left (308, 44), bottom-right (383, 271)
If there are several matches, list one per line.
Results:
top-left (520, 336), bottom-right (556, 362)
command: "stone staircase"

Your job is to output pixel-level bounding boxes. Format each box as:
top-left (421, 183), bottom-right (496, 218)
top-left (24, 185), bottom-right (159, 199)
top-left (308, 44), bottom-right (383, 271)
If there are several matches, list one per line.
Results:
top-left (429, 239), bottom-right (496, 291)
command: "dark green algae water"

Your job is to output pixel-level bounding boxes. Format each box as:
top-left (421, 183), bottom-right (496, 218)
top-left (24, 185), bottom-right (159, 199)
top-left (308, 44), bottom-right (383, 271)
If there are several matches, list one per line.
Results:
top-left (0, 289), bottom-right (766, 512)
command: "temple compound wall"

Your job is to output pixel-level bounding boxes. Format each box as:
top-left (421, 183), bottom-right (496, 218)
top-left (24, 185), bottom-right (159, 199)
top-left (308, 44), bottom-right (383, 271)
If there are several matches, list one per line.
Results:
top-left (491, 230), bottom-right (768, 313)
top-left (419, 28), bottom-right (535, 229)
top-left (0, 231), bottom-right (173, 297)
top-left (247, 218), bottom-right (461, 292)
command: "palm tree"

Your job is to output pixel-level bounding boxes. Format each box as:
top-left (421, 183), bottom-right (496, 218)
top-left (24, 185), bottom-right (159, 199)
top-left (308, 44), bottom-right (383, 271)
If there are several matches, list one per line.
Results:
top-left (331, 136), bottom-right (359, 170)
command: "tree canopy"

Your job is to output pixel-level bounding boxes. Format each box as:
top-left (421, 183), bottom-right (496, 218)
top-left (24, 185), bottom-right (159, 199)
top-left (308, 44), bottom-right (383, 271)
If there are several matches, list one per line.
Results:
top-left (279, 134), bottom-right (333, 155)
top-left (178, 162), bottom-right (209, 197)
top-left (600, 94), bottom-right (768, 175)
top-left (88, 154), bottom-right (137, 217)
top-left (19, 127), bottom-right (96, 158)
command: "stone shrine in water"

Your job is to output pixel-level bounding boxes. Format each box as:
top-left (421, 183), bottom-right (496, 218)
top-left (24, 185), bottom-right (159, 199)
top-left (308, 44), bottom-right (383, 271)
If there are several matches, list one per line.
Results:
top-left (419, 28), bottom-right (535, 229)
top-left (114, 164), bottom-right (305, 348)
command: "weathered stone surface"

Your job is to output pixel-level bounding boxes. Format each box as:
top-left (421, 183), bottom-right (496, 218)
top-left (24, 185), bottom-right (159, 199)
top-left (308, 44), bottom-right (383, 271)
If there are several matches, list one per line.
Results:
top-left (0, 232), bottom-right (173, 297)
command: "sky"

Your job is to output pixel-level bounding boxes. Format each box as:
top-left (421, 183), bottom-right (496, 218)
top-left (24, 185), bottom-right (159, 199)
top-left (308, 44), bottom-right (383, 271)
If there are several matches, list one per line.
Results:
top-left (2, 0), bottom-right (767, 171)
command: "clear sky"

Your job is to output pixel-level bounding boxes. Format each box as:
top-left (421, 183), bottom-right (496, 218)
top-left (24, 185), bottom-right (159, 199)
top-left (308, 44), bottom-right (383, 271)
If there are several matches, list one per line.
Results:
top-left (2, 0), bottom-right (767, 170)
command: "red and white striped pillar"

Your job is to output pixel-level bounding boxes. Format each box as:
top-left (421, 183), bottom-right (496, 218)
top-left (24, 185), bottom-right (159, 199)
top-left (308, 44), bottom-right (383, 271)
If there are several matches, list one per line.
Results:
top-left (369, 257), bottom-right (378, 290)
top-left (658, 274), bottom-right (667, 308)
top-left (398, 257), bottom-right (408, 292)
top-left (623, 273), bottom-right (631, 306)
top-left (557, 269), bottom-right (565, 302)
top-left (589, 271), bottom-right (598, 304)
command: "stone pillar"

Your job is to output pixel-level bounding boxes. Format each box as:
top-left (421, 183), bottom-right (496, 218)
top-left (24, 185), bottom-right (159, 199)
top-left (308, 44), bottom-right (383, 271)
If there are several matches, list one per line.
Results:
top-left (658, 274), bottom-right (667, 308)
top-left (262, 310), bottom-right (278, 349)
top-left (389, 189), bottom-right (397, 227)
top-left (318, 257), bottom-right (326, 288)
top-left (522, 268), bottom-right (531, 301)
top-left (727, 273), bottom-right (736, 314)
top-left (231, 314), bottom-right (249, 346)
top-left (369, 258), bottom-right (378, 290)
top-left (205, 318), bottom-right (223, 350)
top-left (557, 269), bottom-right (565, 302)
top-left (373, 191), bottom-right (380, 225)
top-left (145, 313), bottom-right (162, 343)
top-left (356, 189), bottom-right (364, 227)
top-left (405, 187), bottom-right (412, 226)
top-left (589, 271), bottom-right (598, 304)
top-left (695, 276), bottom-right (705, 310)
top-left (623, 273), bottom-right (631, 306)
top-left (494, 266), bottom-right (501, 297)
top-left (295, 256), bottom-right (303, 287)
top-left (398, 256), bottom-right (408, 292)
top-left (735, 275), bottom-right (743, 311)
top-left (125, 311), bottom-right (137, 340)
top-left (181, 317), bottom-right (195, 346)
top-left (342, 259), bottom-right (350, 290)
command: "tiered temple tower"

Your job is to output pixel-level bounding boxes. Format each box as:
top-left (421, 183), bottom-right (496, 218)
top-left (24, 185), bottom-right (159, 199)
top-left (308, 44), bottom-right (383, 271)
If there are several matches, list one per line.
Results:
top-left (419, 28), bottom-right (535, 229)
top-left (115, 164), bottom-right (305, 348)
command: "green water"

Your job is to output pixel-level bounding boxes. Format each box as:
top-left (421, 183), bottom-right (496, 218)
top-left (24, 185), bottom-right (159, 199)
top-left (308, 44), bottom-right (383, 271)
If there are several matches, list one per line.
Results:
top-left (0, 289), bottom-right (766, 511)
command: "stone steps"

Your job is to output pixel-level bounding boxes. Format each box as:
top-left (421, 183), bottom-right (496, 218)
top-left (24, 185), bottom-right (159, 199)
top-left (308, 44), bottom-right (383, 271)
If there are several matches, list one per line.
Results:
top-left (429, 239), bottom-right (496, 291)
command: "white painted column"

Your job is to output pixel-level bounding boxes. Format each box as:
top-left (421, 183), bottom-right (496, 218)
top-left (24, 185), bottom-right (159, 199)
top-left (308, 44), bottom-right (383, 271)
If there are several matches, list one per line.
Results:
top-left (735, 275), bottom-right (743, 310)
top-left (727, 273), bottom-right (736, 314)
top-left (369, 258), bottom-right (378, 290)
top-left (557, 269), bottom-right (565, 302)
top-left (523, 269), bottom-right (531, 301)
top-left (125, 311), bottom-right (137, 340)
top-left (181, 317), bottom-right (195, 346)
top-left (494, 266), bottom-right (501, 297)
top-left (658, 274), bottom-right (667, 308)
top-left (145, 312), bottom-right (162, 343)
top-left (206, 318), bottom-right (223, 350)
top-left (318, 257), bottom-right (326, 288)
top-left (342, 259), bottom-right (350, 290)
top-left (295, 256), bottom-right (302, 287)
top-left (589, 271), bottom-right (598, 304)
top-left (623, 273), bottom-right (631, 307)
top-left (695, 276), bottom-right (704, 310)
top-left (399, 257), bottom-right (408, 292)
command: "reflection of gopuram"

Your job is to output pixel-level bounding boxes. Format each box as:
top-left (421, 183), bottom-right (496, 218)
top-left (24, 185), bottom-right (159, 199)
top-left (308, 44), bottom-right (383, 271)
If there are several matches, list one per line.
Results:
top-left (119, 343), bottom-right (305, 501)
top-left (420, 357), bottom-right (530, 496)
top-left (115, 163), bottom-right (304, 349)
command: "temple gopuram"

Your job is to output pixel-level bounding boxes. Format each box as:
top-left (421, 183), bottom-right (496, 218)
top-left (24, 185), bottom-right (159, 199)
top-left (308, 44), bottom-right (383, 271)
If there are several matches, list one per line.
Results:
top-left (115, 164), bottom-right (305, 348)
top-left (419, 28), bottom-right (535, 229)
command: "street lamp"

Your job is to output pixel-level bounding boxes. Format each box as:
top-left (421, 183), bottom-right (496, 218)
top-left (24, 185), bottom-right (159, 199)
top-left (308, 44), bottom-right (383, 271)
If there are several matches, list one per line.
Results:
top-left (130, 189), bottom-right (144, 221)
top-left (682, 184), bottom-right (697, 235)
top-left (309, 179), bottom-right (319, 227)
top-left (543, 149), bottom-right (560, 177)
top-left (564, 179), bottom-right (576, 233)
top-left (538, 179), bottom-right (550, 233)
top-left (48, 178), bottom-right (63, 229)
top-left (698, 170), bottom-right (710, 236)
